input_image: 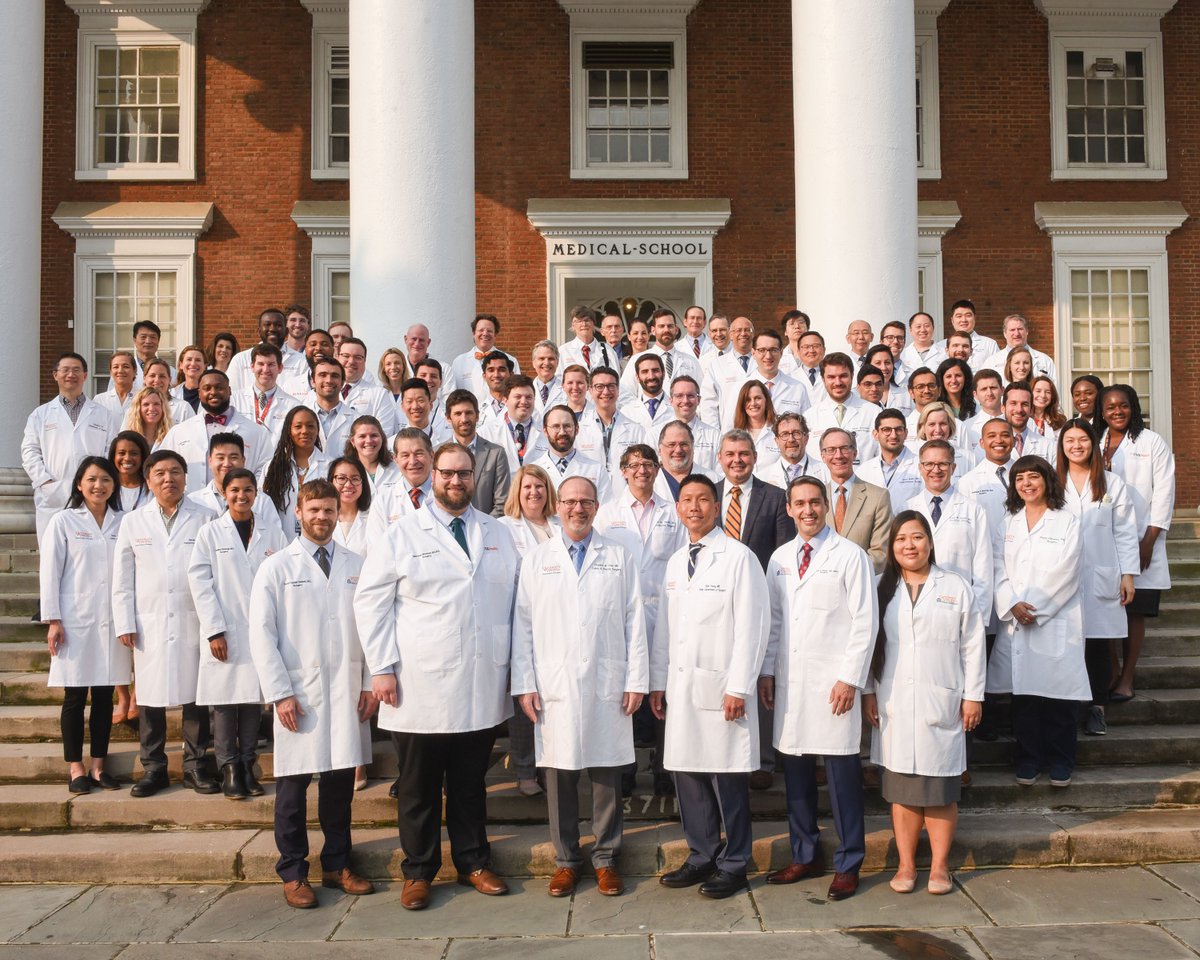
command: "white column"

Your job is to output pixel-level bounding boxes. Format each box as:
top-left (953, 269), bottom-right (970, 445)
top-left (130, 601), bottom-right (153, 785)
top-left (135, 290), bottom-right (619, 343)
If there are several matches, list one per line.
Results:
top-left (0, 0), bottom-right (43, 468)
top-left (349, 0), bottom-right (475, 365)
top-left (792, 0), bottom-right (917, 343)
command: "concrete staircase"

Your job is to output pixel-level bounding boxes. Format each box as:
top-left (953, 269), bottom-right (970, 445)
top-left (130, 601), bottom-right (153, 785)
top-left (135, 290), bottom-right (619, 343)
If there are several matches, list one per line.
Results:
top-left (2, 521), bottom-right (1200, 882)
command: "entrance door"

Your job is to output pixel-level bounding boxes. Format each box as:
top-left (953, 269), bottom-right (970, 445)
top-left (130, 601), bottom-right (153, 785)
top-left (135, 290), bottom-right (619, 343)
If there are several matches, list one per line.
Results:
top-left (564, 275), bottom-right (695, 336)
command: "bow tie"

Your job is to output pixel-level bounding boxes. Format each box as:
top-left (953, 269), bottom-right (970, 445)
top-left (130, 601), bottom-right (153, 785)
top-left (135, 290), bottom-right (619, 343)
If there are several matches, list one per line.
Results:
top-left (204, 413), bottom-right (227, 426)
top-left (474, 351), bottom-right (486, 360)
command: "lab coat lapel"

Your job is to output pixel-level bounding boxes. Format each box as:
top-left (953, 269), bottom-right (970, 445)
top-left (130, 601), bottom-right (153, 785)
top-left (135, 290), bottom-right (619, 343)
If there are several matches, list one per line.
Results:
top-left (416, 505), bottom-right (473, 574)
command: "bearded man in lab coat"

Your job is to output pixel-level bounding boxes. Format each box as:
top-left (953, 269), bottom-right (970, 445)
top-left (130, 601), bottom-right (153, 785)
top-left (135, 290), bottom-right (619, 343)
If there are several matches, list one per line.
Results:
top-left (513, 475), bottom-right (648, 899)
top-left (650, 474), bottom-right (769, 900)
top-left (249, 478), bottom-right (377, 909)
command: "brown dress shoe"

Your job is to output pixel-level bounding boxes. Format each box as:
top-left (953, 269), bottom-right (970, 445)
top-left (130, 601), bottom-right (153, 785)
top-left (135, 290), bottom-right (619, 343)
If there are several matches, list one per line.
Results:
top-left (283, 879), bottom-right (317, 909)
top-left (401, 879), bottom-right (431, 911)
top-left (766, 858), bottom-right (826, 884)
top-left (321, 867), bottom-right (374, 896)
top-left (457, 867), bottom-right (509, 896)
top-left (827, 871), bottom-right (859, 901)
top-left (547, 867), bottom-right (579, 897)
top-left (749, 770), bottom-right (774, 791)
top-left (594, 867), bottom-right (624, 896)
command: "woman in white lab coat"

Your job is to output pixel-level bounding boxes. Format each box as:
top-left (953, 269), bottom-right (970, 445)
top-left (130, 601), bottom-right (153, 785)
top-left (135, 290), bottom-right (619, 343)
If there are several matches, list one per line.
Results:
top-left (1056, 419), bottom-right (1140, 737)
top-left (987, 455), bottom-right (1088, 788)
top-left (732, 380), bottom-right (781, 466)
top-left (172, 345), bottom-right (207, 414)
top-left (498, 463), bottom-right (559, 796)
top-left (189, 467), bottom-right (288, 799)
top-left (40, 456), bottom-right (128, 794)
top-left (910, 403), bottom-right (973, 473)
top-left (344, 415), bottom-right (400, 497)
top-left (1098, 384), bottom-right (1176, 703)
top-left (261, 406), bottom-right (330, 541)
top-left (123, 386), bottom-right (174, 449)
top-left (106, 431), bottom-right (149, 725)
top-left (862, 511), bottom-right (986, 895)
top-left (328, 457), bottom-right (373, 556)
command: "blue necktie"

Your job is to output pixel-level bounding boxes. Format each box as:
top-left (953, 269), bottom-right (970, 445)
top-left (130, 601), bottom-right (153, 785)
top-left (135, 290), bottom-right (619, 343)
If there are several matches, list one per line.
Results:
top-left (931, 496), bottom-right (943, 526)
top-left (738, 355), bottom-right (749, 372)
top-left (314, 545), bottom-right (331, 577)
top-left (647, 397), bottom-right (660, 419)
top-left (569, 542), bottom-right (585, 573)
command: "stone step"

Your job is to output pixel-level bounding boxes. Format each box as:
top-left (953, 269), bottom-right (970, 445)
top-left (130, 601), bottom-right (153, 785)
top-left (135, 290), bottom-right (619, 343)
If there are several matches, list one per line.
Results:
top-left (0, 617), bottom-right (48, 643)
top-left (0, 573), bottom-right (39, 595)
top-left (1131, 657), bottom-right (1200, 689)
top-left (1155, 602), bottom-right (1200, 630)
top-left (1143, 629), bottom-right (1200, 658)
top-left (1168, 517), bottom-right (1200, 539)
top-left (1166, 580), bottom-right (1200, 603)
top-left (0, 642), bottom-right (48, 672)
top-left (1102, 689), bottom-right (1200, 726)
top-left (971, 725), bottom-right (1200, 766)
top-left (1168, 539), bottom-right (1200, 560)
top-left (0, 534), bottom-right (38, 552)
top-left (6, 806), bottom-right (1200, 884)
top-left (0, 705), bottom-right (146, 743)
top-left (0, 673), bottom-right (62, 704)
top-left (0, 552), bottom-right (38, 574)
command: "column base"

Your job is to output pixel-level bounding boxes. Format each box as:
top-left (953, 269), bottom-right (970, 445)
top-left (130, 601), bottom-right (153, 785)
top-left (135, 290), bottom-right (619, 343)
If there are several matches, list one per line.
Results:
top-left (0, 468), bottom-right (35, 534)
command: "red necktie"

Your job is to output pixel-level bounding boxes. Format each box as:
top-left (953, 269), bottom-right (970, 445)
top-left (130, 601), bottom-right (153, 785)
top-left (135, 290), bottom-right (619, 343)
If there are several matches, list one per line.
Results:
top-left (582, 344), bottom-right (591, 366)
top-left (798, 542), bottom-right (813, 579)
top-left (341, 384), bottom-right (351, 400)
top-left (204, 413), bottom-right (227, 426)
top-left (409, 487), bottom-right (422, 509)
top-left (692, 338), bottom-right (701, 358)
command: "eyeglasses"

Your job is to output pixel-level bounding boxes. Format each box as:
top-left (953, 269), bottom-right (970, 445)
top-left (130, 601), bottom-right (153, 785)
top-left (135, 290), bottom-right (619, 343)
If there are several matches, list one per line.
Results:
top-left (623, 461), bottom-right (657, 473)
top-left (881, 334), bottom-right (905, 344)
top-left (592, 383), bottom-right (618, 392)
top-left (754, 346), bottom-right (782, 355)
top-left (560, 499), bottom-right (597, 509)
top-left (920, 461), bottom-right (954, 471)
top-left (331, 475), bottom-right (362, 486)
top-left (821, 445), bottom-right (853, 456)
top-left (435, 469), bottom-right (474, 481)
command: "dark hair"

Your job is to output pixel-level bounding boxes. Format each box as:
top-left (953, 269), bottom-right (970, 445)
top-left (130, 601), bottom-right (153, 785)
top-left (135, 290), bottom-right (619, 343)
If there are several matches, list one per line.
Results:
top-left (479, 349), bottom-right (513, 373)
top-left (107, 429), bottom-right (150, 475)
top-left (948, 299), bottom-right (976, 316)
top-left (296, 478), bottom-right (339, 507)
top-left (871, 510), bottom-right (937, 681)
top-left (1099, 383), bottom-right (1146, 442)
top-left (132, 320), bottom-right (162, 339)
top-left (542, 403), bottom-right (578, 429)
top-left (907, 366), bottom-right (936, 390)
top-left (312, 356), bottom-right (346, 380)
top-left (445, 388), bottom-right (480, 416)
top-left (634, 352), bottom-right (665, 375)
top-left (283, 304), bottom-right (310, 321)
top-left (936, 357), bottom-right (977, 419)
top-left (781, 309), bottom-right (810, 331)
top-left (505, 374), bottom-right (535, 397)
top-left (263, 406), bottom-right (322, 512)
top-left (1005, 454), bottom-right (1066, 513)
top-left (973, 368), bottom-right (1003, 390)
top-left (1031, 375), bottom-right (1067, 430)
top-left (250, 342), bottom-right (283, 365)
top-left (1069, 374), bottom-right (1106, 429)
top-left (144, 449), bottom-right (188, 474)
top-left (207, 332), bottom-right (239, 367)
top-left (754, 328), bottom-right (784, 348)
top-left (400, 377), bottom-right (430, 398)
top-left (56, 351), bottom-right (89, 373)
top-left (199, 368), bottom-right (231, 386)
top-left (414, 356), bottom-right (443, 376)
top-left (819, 351), bottom-right (854, 375)
top-left (856, 363), bottom-right (885, 385)
top-left (785, 475), bottom-right (828, 504)
top-left (619, 444), bottom-right (659, 470)
top-left (472, 313), bottom-right (500, 334)
top-left (733, 379), bottom-right (777, 431)
top-left (259, 307), bottom-right (286, 326)
top-left (220, 467), bottom-right (258, 492)
top-left (571, 305), bottom-right (597, 324)
top-left (344, 415), bottom-right (393, 467)
top-left (1003, 380), bottom-right (1033, 403)
top-left (874, 407), bottom-right (907, 429)
top-left (799, 329), bottom-right (825, 347)
top-left (208, 431), bottom-right (245, 456)
top-left (678, 473), bottom-right (718, 499)
top-left (669, 375), bottom-right (700, 394)
top-left (591, 365), bottom-right (620, 384)
top-left (1055, 418), bottom-right (1107, 502)
top-left (328, 457), bottom-right (372, 512)
top-left (864, 344), bottom-right (898, 386)
top-left (66, 456), bottom-right (122, 512)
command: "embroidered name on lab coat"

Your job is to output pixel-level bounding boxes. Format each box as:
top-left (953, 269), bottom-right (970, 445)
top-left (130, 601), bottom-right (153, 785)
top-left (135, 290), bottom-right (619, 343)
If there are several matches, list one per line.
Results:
top-left (284, 579), bottom-right (313, 587)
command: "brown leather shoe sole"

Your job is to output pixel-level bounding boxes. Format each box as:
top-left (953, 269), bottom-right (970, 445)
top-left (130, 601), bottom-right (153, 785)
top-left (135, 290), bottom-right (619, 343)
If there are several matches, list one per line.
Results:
top-left (401, 879), bottom-right (431, 911)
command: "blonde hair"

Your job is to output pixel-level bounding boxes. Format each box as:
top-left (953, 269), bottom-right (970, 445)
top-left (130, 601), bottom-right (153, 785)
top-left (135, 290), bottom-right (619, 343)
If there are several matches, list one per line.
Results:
top-left (124, 386), bottom-right (174, 445)
top-left (917, 401), bottom-right (957, 441)
top-left (503, 464), bottom-right (557, 521)
top-left (377, 347), bottom-right (409, 390)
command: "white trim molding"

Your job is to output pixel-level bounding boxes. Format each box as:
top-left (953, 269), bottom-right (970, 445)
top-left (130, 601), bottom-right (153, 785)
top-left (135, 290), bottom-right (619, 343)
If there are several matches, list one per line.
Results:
top-left (917, 200), bottom-right (961, 336)
top-left (300, 0), bottom-right (349, 180)
top-left (292, 201), bottom-right (350, 329)
top-left (1034, 200), bottom-right (1187, 236)
top-left (1034, 0), bottom-right (1177, 31)
top-left (915, 1), bottom-right (949, 181)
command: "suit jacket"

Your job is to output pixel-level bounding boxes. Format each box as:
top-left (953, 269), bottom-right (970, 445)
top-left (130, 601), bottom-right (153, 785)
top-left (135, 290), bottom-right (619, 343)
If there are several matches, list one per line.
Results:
top-left (470, 434), bottom-right (511, 518)
top-left (827, 477), bottom-right (892, 573)
top-left (716, 476), bottom-right (793, 572)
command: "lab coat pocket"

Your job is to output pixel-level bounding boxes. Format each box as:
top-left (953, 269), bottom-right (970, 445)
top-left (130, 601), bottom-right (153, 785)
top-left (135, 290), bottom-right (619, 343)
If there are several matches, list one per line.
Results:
top-left (287, 667), bottom-right (323, 733)
top-left (691, 667), bottom-right (727, 711)
top-left (1092, 566), bottom-right (1120, 602)
top-left (1028, 620), bottom-right (1067, 660)
top-left (597, 657), bottom-right (626, 703)
top-left (413, 629), bottom-right (463, 672)
top-left (930, 684), bottom-right (962, 731)
top-left (538, 662), bottom-right (569, 703)
top-left (806, 572), bottom-right (839, 611)
top-left (492, 624), bottom-right (510, 666)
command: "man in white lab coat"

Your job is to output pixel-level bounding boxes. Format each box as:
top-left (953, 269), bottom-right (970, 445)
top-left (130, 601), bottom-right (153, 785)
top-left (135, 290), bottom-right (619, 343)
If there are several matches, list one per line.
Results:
top-left (229, 343), bottom-right (301, 442)
top-left (112, 450), bottom-right (217, 798)
top-left (529, 405), bottom-right (612, 503)
top-left (186, 432), bottom-right (284, 535)
top-left (759, 476), bottom-right (876, 901)
top-left (513, 476), bottom-right (648, 898)
top-left (857, 409), bottom-right (925, 513)
top-left (356, 442), bottom-right (522, 911)
top-left (249, 478), bottom-right (377, 908)
top-left (650, 474), bottom-right (769, 900)
top-left (22, 352), bottom-right (113, 545)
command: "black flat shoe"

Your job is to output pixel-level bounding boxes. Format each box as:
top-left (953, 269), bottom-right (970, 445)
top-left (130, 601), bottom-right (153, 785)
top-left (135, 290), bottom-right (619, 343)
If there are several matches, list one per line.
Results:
top-left (242, 764), bottom-right (265, 797)
top-left (388, 778), bottom-right (400, 800)
top-left (659, 862), bottom-right (716, 888)
top-left (68, 776), bottom-right (91, 795)
top-left (1108, 690), bottom-right (1135, 704)
top-left (699, 870), bottom-right (747, 899)
top-left (89, 772), bottom-right (121, 791)
top-left (183, 770), bottom-right (221, 795)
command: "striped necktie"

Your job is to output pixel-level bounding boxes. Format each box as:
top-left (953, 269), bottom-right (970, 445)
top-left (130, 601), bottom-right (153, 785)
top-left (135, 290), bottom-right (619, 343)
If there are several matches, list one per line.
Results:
top-left (724, 486), bottom-right (742, 540)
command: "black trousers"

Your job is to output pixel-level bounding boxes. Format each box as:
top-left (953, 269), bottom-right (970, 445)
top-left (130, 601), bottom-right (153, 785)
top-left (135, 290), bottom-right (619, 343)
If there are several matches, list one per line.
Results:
top-left (274, 767), bottom-right (355, 882)
top-left (1011, 695), bottom-right (1077, 773)
top-left (138, 702), bottom-right (208, 778)
top-left (61, 686), bottom-right (115, 763)
top-left (673, 771), bottom-right (753, 877)
top-left (1085, 639), bottom-right (1115, 706)
top-left (212, 703), bottom-right (262, 768)
top-left (391, 728), bottom-right (496, 881)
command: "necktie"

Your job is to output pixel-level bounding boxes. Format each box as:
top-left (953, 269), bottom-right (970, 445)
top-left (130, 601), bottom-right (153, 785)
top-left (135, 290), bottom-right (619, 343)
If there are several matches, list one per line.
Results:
top-left (541, 383), bottom-right (549, 404)
top-left (798, 541), bottom-right (813, 579)
top-left (569, 542), bottom-right (584, 573)
top-left (997, 466), bottom-right (1006, 484)
top-left (582, 343), bottom-right (591, 367)
top-left (474, 351), bottom-right (486, 360)
top-left (738, 355), bottom-right (749, 373)
top-left (931, 495), bottom-right (943, 525)
top-left (724, 485), bottom-right (743, 540)
top-left (664, 352), bottom-right (674, 378)
top-left (692, 338), bottom-right (701, 358)
top-left (835, 403), bottom-right (846, 427)
top-left (688, 542), bottom-right (703, 580)
top-left (1014, 433), bottom-right (1024, 455)
top-left (409, 487), bottom-right (422, 509)
top-left (834, 484), bottom-right (847, 532)
top-left (557, 457), bottom-right (569, 475)
top-left (514, 422), bottom-right (527, 460)
top-left (766, 380), bottom-right (774, 392)
top-left (341, 384), bottom-right (351, 400)
top-left (258, 390), bottom-right (269, 406)
top-left (204, 413), bottom-right (227, 426)
top-left (647, 397), bottom-right (660, 419)
top-left (787, 462), bottom-right (802, 482)
top-left (315, 545), bottom-right (331, 577)
top-left (808, 367), bottom-right (817, 385)
top-left (449, 517), bottom-right (470, 556)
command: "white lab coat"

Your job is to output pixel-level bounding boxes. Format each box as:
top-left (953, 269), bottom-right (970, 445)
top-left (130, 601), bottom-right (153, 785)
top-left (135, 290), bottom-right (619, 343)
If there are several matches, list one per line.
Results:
top-left (754, 455), bottom-right (829, 491)
top-left (576, 411), bottom-right (646, 485)
top-left (751, 426), bottom-right (781, 466)
top-left (699, 351), bottom-right (752, 428)
top-left (355, 504), bottom-right (520, 733)
top-left (619, 346), bottom-right (702, 407)
top-left (1099, 427), bottom-right (1175, 591)
top-left (531, 376), bottom-right (567, 422)
top-left (904, 485), bottom-right (994, 620)
top-left (858, 449), bottom-right (924, 513)
top-left (762, 532), bottom-right (877, 756)
top-left (189, 512), bottom-right (289, 705)
top-left (595, 490), bottom-right (687, 637)
top-left (21, 398), bottom-right (113, 540)
top-left (478, 417), bottom-right (548, 474)
top-left (332, 510), bottom-right (372, 555)
top-left (39, 507), bottom-right (129, 687)
top-left (342, 380), bottom-right (399, 436)
top-left (987, 507), bottom-right (1089, 700)
top-left (248, 539), bottom-right (370, 776)
top-left (157, 411), bottom-right (272, 493)
top-left (650, 529), bottom-right (770, 773)
top-left (528, 450), bottom-right (612, 503)
top-left (805, 396), bottom-right (879, 464)
top-left (299, 396), bottom-right (358, 458)
top-left (498, 514), bottom-right (559, 557)
top-left (187, 480), bottom-right (284, 536)
top-left (511, 533), bottom-right (649, 769)
top-left (870, 566), bottom-right (987, 777)
top-left (111, 500), bottom-right (216, 707)
top-left (230, 387), bottom-right (301, 443)
top-left (1063, 472), bottom-right (1141, 638)
top-left (259, 451), bottom-right (333, 541)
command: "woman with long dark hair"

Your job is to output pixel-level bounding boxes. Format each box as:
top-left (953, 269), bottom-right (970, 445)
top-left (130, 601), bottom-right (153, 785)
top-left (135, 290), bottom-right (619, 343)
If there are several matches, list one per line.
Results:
top-left (865, 344), bottom-right (912, 414)
top-left (863, 511), bottom-right (985, 895)
top-left (1070, 374), bottom-right (1105, 428)
top-left (935, 358), bottom-right (976, 420)
top-left (1097, 384), bottom-right (1176, 703)
top-left (39, 456), bottom-right (127, 794)
top-left (261, 406), bottom-right (330, 541)
top-left (207, 332), bottom-right (239, 373)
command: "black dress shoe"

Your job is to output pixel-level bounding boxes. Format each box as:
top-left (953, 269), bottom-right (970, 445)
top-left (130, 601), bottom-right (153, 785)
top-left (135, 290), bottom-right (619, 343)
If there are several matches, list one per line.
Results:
top-left (222, 762), bottom-right (248, 800)
top-left (89, 772), bottom-right (121, 791)
top-left (130, 773), bottom-right (168, 797)
top-left (699, 870), bottom-right (748, 900)
top-left (660, 862), bottom-right (717, 888)
top-left (68, 775), bottom-right (92, 795)
top-left (242, 763), bottom-right (265, 797)
top-left (183, 770), bottom-right (222, 795)
top-left (388, 778), bottom-right (399, 800)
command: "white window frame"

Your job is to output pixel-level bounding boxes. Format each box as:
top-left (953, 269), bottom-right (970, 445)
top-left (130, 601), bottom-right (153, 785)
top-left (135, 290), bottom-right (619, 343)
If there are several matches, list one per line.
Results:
top-left (301, 0), bottom-right (349, 181)
top-left (915, 2), bottom-right (948, 181)
top-left (50, 202), bottom-right (214, 392)
top-left (917, 201), bottom-right (961, 340)
top-left (561, 1), bottom-right (699, 181)
top-left (292, 201), bottom-right (349, 329)
top-left (1036, 0), bottom-right (1174, 181)
top-left (1035, 201), bottom-right (1186, 444)
top-left (67, 1), bottom-right (207, 182)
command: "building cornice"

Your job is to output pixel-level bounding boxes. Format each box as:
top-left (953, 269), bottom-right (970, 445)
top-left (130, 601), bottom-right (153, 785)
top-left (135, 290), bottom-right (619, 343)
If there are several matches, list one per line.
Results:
top-left (64, 0), bottom-right (210, 16)
top-left (52, 201), bottom-right (214, 239)
top-left (298, 0), bottom-right (347, 13)
top-left (557, 0), bottom-right (699, 14)
top-left (1034, 200), bottom-right (1187, 237)
top-left (917, 200), bottom-right (961, 238)
top-left (527, 198), bottom-right (730, 237)
top-left (1034, 0), bottom-right (1177, 30)
top-left (291, 201), bottom-right (349, 238)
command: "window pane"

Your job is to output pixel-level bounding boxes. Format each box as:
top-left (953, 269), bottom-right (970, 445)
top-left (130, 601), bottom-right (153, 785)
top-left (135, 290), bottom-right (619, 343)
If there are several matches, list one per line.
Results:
top-left (651, 133), bottom-right (669, 163)
top-left (95, 44), bottom-right (181, 167)
top-left (1066, 50), bottom-right (1085, 76)
top-left (160, 137), bottom-right (179, 163)
top-left (610, 135), bottom-right (628, 162)
top-left (98, 48), bottom-right (117, 76)
top-left (630, 133), bottom-right (649, 162)
top-left (585, 63), bottom-right (674, 166)
top-left (587, 133), bottom-right (607, 163)
top-left (331, 271), bottom-right (351, 297)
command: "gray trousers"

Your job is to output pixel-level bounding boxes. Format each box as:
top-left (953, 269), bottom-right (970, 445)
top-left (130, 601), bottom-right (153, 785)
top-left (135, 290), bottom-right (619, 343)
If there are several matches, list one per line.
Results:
top-left (545, 766), bottom-right (624, 870)
top-left (138, 703), bottom-right (207, 777)
top-left (674, 770), bottom-right (753, 877)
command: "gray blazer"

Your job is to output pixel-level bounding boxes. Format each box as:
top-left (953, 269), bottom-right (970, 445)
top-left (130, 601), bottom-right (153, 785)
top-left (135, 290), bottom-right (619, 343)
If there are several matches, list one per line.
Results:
top-left (826, 477), bottom-right (893, 573)
top-left (472, 434), bottom-right (512, 518)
